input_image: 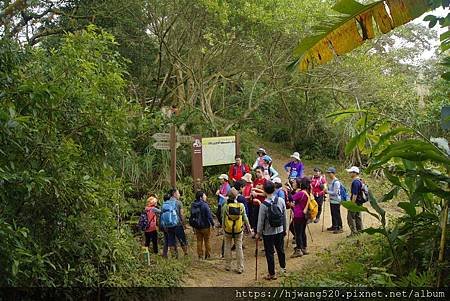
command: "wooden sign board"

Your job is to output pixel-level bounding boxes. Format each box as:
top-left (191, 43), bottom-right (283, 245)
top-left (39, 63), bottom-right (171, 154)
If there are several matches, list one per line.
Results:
top-left (152, 141), bottom-right (180, 150)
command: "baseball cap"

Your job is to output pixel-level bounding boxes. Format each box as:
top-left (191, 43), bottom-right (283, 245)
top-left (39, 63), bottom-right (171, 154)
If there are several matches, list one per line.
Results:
top-left (326, 167), bottom-right (337, 174)
top-left (272, 177), bottom-right (282, 184)
top-left (346, 166), bottom-right (360, 174)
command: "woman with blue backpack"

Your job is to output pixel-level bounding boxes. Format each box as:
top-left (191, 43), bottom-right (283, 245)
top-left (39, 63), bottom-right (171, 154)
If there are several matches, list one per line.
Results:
top-left (325, 167), bottom-right (346, 234)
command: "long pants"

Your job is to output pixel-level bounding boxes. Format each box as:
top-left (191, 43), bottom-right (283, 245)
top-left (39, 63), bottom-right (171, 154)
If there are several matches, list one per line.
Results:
top-left (195, 228), bottom-right (211, 258)
top-left (224, 232), bottom-right (244, 272)
top-left (250, 205), bottom-right (260, 230)
top-left (144, 230), bottom-right (158, 254)
top-left (263, 232), bottom-right (286, 276)
top-left (347, 211), bottom-right (363, 234)
top-left (330, 203), bottom-right (342, 229)
top-left (216, 204), bottom-right (222, 226)
top-left (315, 195), bottom-right (324, 219)
top-left (291, 219), bottom-right (307, 249)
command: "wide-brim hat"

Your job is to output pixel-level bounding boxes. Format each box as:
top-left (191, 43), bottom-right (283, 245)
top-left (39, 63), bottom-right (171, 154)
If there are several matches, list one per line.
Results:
top-left (242, 173), bottom-right (253, 183)
top-left (218, 174), bottom-right (229, 181)
top-left (290, 152), bottom-right (301, 161)
top-left (257, 147), bottom-right (267, 155)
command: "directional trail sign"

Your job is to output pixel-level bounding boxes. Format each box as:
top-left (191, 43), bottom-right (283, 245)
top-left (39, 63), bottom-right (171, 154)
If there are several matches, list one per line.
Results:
top-left (152, 141), bottom-right (180, 150)
top-left (152, 133), bottom-right (170, 141)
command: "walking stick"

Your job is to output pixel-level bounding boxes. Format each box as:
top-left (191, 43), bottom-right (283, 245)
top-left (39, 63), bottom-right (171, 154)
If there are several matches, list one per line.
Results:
top-left (321, 196), bottom-right (326, 232)
top-left (307, 224), bottom-right (314, 243)
top-left (286, 209), bottom-right (292, 249)
top-left (255, 238), bottom-right (258, 281)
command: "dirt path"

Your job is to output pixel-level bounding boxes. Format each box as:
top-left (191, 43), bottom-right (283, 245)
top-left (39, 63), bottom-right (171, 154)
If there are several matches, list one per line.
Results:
top-left (182, 147), bottom-right (381, 287)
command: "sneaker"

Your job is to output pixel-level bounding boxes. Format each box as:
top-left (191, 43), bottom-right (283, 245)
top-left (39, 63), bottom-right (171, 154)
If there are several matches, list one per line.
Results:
top-left (314, 218), bottom-right (320, 223)
top-left (301, 248), bottom-right (309, 255)
top-left (235, 269), bottom-right (243, 274)
top-left (290, 249), bottom-right (303, 258)
top-left (333, 229), bottom-right (344, 234)
top-left (280, 268), bottom-right (287, 275)
top-left (326, 226), bottom-right (335, 231)
top-left (225, 267), bottom-right (230, 271)
top-left (263, 274), bottom-right (277, 280)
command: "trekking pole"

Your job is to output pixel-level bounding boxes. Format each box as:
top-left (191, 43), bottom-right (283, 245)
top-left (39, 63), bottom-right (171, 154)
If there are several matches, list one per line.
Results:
top-left (307, 224), bottom-right (314, 243)
top-left (286, 209), bottom-right (292, 249)
top-left (255, 238), bottom-right (258, 281)
top-left (321, 196), bottom-right (326, 232)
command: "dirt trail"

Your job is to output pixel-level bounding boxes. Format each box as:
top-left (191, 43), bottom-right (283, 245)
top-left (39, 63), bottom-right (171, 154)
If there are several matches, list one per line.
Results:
top-left (182, 147), bottom-right (381, 287)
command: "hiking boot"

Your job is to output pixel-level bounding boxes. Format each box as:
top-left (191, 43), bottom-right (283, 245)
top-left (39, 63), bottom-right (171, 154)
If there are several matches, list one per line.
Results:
top-left (290, 249), bottom-right (303, 258)
top-left (263, 274), bottom-right (277, 280)
top-left (333, 229), bottom-right (344, 234)
top-left (313, 218), bottom-right (320, 223)
top-left (301, 248), bottom-right (309, 255)
top-left (326, 226), bottom-right (335, 231)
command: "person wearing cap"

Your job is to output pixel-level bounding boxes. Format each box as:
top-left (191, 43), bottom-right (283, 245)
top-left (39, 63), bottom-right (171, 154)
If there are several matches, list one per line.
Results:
top-left (228, 154), bottom-right (250, 183)
top-left (324, 167), bottom-right (343, 233)
top-left (311, 167), bottom-right (327, 223)
top-left (242, 173), bottom-right (254, 227)
top-left (262, 155), bottom-right (279, 180)
top-left (216, 174), bottom-right (231, 231)
top-left (252, 148), bottom-right (267, 170)
top-left (251, 166), bottom-right (267, 237)
top-left (144, 195), bottom-right (159, 254)
top-left (273, 177), bottom-right (288, 201)
top-left (346, 166), bottom-right (364, 236)
top-left (284, 152), bottom-right (304, 180)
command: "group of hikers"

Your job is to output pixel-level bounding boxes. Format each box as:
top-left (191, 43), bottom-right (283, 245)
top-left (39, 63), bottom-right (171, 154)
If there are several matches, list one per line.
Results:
top-left (139, 147), bottom-right (369, 280)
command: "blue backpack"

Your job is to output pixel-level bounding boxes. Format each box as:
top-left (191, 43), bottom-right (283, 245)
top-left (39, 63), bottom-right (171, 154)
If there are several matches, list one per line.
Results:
top-left (160, 200), bottom-right (179, 228)
top-left (339, 182), bottom-right (349, 201)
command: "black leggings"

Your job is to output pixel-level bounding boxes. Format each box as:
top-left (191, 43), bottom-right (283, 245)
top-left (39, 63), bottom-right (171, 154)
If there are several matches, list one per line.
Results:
top-left (315, 195), bottom-right (324, 219)
top-left (145, 230), bottom-right (158, 254)
top-left (290, 219), bottom-right (307, 249)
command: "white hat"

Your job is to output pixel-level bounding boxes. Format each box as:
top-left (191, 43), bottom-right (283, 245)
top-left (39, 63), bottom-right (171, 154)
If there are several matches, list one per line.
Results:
top-left (290, 152), bottom-right (301, 161)
top-left (272, 177), bottom-right (282, 184)
top-left (242, 173), bottom-right (253, 183)
top-left (218, 174), bottom-right (229, 180)
top-left (346, 166), bottom-right (360, 174)
top-left (257, 148), bottom-right (267, 155)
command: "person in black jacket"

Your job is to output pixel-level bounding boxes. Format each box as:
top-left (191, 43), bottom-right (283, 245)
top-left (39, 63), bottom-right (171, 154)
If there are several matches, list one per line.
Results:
top-left (190, 191), bottom-right (215, 259)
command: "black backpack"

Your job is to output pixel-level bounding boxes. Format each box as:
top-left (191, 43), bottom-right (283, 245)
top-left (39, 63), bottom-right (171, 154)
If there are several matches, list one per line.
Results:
top-left (189, 202), bottom-right (203, 229)
top-left (262, 197), bottom-right (283, 227)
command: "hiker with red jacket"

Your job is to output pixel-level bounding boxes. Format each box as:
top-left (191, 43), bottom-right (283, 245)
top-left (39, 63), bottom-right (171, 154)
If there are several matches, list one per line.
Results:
top-left (228, 154), bottom-right (250, 183)
top-left (311, 167), bottom-right (327, 223)
top-left (251, 166), bottom-right (267, 238)
top-left (144, 195), bottom-right (159, 254)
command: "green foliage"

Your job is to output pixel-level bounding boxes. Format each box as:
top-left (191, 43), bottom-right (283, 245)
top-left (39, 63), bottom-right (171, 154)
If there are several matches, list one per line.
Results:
top-left (0, 27), bottom-right (188, 287)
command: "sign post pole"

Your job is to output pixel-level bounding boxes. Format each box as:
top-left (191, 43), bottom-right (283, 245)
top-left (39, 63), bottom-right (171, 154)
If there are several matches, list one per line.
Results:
top-left (170, 125), bottom-right (177, 188)
top-left (191, 135), bottom-right (203, 191)
top-left (235, 133), bottom-right (241, 156)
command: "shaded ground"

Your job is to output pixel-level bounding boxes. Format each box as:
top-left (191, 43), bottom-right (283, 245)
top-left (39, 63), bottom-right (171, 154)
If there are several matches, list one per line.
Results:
top-left (182, 146), bottom-right (385, 287)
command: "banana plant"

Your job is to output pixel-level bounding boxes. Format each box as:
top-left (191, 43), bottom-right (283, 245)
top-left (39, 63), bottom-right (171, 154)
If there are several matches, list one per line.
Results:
top-left (333, 109), bottom-right (449, 284)
top-left (290, 0), bottom-right (450, 80)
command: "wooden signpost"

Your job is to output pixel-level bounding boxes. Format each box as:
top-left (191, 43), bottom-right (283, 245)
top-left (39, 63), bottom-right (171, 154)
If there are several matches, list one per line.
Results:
top-left (151, 126), bottom-right (193, 188)
top-left (152, 129), bottom-right (240, 191)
